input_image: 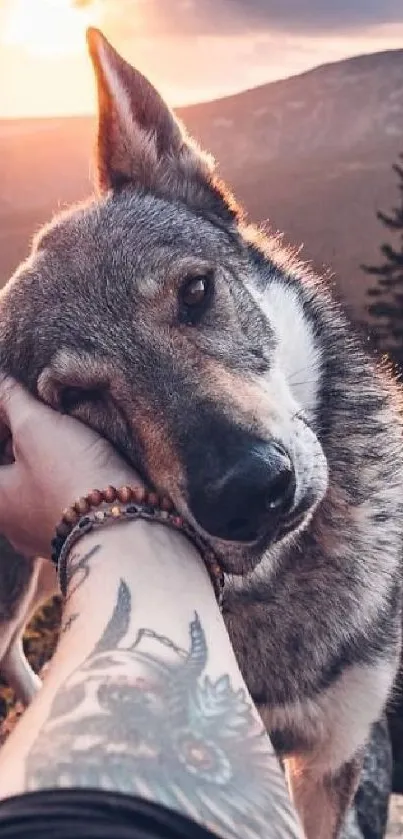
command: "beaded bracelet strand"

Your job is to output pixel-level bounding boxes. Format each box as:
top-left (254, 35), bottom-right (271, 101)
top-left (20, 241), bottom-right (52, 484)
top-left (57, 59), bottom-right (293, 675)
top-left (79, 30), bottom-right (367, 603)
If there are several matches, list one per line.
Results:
top-left (51, 484), bottom-right (173, 562)
top-left (52, 485), bottom-right (224, 607)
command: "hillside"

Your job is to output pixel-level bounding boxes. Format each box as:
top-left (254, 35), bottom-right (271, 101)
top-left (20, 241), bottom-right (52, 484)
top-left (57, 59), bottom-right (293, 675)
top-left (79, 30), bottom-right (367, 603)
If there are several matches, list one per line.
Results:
top-left (1, 48), bottom-right (403, 319)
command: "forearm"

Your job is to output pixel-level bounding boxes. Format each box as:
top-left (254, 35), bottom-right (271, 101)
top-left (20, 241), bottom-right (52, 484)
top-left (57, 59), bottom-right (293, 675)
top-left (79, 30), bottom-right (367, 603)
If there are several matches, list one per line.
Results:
top-left (0, 521), bottom-right (302, 838)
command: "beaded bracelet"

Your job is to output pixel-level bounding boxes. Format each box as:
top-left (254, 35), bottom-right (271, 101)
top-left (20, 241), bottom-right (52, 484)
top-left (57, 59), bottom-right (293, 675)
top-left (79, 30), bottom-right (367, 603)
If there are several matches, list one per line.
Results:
top-left (51, 484), bottom-right (172, 562)
top-left (52, 485), bottom-right (224, 607)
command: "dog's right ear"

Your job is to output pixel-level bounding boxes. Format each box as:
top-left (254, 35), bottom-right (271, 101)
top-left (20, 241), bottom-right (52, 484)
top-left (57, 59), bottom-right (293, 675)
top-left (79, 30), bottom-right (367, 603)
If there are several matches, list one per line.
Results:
top-left (86, 28), bottom-right (238, 221)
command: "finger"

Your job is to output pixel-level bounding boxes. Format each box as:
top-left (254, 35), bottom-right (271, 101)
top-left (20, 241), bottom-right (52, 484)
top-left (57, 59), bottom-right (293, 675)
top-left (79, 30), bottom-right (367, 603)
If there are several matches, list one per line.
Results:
top-left (0, 460), bottom-right (18, 531)
top-left (0, 379), bottom-right (17, 463)
top-left (0, 377), bottom-right (52, 445)
top-left (0, 415), bottom-right (12, 462)
top-left (0, 378), bottom-right (15, 444)
top-left (0, 377), bottom-right (37, 428)
top-left (0, 436), bottom-right (15, 466)
top-left (0, 377), bottom-right (44, 459)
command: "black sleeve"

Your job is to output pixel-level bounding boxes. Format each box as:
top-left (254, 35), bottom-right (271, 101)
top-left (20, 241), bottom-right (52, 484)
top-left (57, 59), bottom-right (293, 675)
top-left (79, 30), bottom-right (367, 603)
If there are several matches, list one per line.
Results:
top-left (0, 787), bottom-right (222, 839)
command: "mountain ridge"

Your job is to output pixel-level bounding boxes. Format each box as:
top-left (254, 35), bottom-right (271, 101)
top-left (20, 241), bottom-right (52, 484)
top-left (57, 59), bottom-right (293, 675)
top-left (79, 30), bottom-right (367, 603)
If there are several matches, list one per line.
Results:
top-left (1, 47), bottom-right (402, 318)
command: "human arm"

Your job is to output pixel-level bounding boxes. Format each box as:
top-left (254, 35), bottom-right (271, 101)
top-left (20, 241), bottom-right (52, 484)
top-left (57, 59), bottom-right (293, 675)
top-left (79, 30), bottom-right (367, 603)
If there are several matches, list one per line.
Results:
top-left (0, 379), bottom-right (302, 838)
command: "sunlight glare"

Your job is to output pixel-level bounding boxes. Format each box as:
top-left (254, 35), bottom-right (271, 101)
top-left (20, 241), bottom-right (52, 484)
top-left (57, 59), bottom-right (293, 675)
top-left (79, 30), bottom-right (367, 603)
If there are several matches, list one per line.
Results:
top-left (3, 0), bottom-right (96, 57)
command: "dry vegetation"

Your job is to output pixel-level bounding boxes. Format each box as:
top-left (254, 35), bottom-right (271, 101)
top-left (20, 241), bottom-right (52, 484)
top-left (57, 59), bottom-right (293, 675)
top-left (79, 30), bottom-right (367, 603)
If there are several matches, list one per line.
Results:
top-left (0, 597), bottom-right (61, 744)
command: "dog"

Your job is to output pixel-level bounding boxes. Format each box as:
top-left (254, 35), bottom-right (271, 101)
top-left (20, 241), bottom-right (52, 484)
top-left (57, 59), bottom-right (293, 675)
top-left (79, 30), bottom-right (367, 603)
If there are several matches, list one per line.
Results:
top-left (0, 29), bottom-right (402, 838)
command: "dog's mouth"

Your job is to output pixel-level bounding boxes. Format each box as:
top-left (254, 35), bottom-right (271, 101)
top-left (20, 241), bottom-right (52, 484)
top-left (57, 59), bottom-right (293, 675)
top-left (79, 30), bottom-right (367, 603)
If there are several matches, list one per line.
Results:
top-left (179, 494), bottom-right (315, 577)
top-left (149, 415), bottom-right (325, 575)
top-left (197, 507), bottom-right (303, 548)
top-left (34, 373), bottom-right (325, 576)
top-left (275, 497), bottom-right (316, 542)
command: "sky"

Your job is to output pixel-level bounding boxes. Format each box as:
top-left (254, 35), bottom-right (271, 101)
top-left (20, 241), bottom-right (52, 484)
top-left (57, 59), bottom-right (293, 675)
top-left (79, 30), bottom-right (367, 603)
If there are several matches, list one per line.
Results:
top-left (0, 0), bottom-right (402, 118)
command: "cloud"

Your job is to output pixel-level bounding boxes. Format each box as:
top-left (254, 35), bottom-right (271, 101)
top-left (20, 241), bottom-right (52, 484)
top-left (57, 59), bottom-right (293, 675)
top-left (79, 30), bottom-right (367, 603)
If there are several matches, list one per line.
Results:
top-left (82, 0), bottom-right (403, 39)
top-left (1, 0), bottom-right (402, 116)
top-left (76, 0), bottom-right (403, 110)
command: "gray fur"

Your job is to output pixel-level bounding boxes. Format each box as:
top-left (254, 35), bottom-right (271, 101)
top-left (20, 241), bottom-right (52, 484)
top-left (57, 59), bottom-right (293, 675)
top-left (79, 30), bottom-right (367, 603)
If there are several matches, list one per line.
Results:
top-left (0, 29), bottom-right (402, 838)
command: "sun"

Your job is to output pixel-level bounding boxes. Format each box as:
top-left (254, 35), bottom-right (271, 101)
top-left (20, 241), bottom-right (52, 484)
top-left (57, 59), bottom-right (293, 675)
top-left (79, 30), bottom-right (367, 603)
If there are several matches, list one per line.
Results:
top-left (3, 0), bottom-right (95, 58)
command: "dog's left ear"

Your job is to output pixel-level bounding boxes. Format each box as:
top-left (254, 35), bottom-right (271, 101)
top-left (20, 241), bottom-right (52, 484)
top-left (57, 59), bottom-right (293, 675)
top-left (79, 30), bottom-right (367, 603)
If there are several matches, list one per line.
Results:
top-left (86, 28), bottom-right (238, 221)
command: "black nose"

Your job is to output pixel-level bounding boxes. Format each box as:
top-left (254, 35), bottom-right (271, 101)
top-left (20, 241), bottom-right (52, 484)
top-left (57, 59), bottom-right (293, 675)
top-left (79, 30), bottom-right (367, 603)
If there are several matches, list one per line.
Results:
top-left (191, 440), bottom-right (296, 543)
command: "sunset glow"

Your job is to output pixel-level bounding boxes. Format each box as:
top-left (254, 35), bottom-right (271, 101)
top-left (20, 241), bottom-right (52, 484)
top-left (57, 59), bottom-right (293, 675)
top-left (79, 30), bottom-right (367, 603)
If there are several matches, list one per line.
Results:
top-left (0, 0), bottom-right (402, 119)
top-left (3, 0), bottom-right (94, 57)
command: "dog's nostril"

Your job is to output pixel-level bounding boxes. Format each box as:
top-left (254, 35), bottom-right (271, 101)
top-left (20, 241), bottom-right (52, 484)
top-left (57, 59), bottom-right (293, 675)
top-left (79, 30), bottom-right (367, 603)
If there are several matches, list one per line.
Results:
top-left (225, 516), bottom-right (253, 541)
top-left (265, 458), bottom-right (296, 513)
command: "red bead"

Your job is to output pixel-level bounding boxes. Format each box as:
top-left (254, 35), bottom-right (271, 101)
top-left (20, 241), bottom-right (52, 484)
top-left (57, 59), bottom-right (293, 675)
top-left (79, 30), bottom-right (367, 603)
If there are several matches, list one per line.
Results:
top-left (62, 506), bottom-right (78, 526)
top-left (103, 486), bottom-right (117, 503)
top-left (148, 492), bottom-right (159, 508)
top-left (132, 485), bottom-right (146, 504)
top-left (74, 497), bottom-right (90, 516)
top-left (88, 489), bottom-right (103, 507)
top-left (117, 486), bottom-right (132, 503)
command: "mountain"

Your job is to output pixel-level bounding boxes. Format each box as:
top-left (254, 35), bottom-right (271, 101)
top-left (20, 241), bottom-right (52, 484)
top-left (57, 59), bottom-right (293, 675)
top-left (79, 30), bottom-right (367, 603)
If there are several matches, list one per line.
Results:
top-left (1, 48), bottom-right (403, 320)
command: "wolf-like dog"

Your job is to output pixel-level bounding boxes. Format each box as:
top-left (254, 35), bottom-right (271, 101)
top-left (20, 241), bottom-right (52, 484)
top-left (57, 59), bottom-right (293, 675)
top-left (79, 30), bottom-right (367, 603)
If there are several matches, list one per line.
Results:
top-left (0, 29), bottom-right (402, 839)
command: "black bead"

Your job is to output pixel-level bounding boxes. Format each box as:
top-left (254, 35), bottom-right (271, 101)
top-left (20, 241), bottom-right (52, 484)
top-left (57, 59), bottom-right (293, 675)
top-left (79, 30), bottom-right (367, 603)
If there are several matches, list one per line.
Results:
top-left (126, 505), bottom-right (139, 515)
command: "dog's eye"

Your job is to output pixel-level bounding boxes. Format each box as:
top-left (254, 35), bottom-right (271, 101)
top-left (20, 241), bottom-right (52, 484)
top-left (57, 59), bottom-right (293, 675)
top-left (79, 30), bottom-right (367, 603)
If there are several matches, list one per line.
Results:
top-left (179, 273), bottom-right (214, 324)
top-left (60, 386), bottom-right (102, 413)
top-left (181, 276), bottom-right (209, 306)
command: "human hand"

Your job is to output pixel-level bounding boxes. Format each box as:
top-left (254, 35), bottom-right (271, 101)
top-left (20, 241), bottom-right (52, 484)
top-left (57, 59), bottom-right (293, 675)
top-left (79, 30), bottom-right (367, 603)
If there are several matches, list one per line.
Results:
top-left (0, 377), bottom-right (142, 558)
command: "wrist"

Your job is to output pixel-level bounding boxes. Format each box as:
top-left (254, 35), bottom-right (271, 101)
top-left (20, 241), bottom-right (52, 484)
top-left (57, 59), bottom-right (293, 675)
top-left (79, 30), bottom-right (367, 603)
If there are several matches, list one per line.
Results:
top-left (49, 473), bottom-right (145, 556)
top-left (59, 518), bottom-right (216, 627)
top-left (49, 519), bottom-right (219, 678)
top-left (53, 484), bottom-right (224, 606)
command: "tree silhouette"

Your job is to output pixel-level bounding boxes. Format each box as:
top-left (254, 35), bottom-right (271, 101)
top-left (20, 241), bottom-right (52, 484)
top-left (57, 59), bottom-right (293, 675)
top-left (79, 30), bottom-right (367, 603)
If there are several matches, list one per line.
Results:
top-left (362, 153), bottom-right (403, 370)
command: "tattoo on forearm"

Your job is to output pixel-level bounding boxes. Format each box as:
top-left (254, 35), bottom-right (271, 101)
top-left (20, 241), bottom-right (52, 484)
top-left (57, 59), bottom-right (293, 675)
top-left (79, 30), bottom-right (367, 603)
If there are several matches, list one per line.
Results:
top-left (57, 545), bottom-right (101, 635)
top-left (25, 580), bottom-right (300, 839)
top-left (60, 613), bottom-right (79, 636)
top-left (63, 544), bottom-right (101, 603)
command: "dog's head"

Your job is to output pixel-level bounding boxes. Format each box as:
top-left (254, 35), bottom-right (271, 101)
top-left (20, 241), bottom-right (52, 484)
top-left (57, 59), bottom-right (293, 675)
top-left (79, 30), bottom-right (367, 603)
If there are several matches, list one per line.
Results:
top-left (0, 30), bottom-right (328, 574)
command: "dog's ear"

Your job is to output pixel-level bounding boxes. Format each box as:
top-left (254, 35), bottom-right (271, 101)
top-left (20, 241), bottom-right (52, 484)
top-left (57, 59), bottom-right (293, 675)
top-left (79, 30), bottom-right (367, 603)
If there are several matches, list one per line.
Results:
top-left (86, 28), bottom-right (238, 220)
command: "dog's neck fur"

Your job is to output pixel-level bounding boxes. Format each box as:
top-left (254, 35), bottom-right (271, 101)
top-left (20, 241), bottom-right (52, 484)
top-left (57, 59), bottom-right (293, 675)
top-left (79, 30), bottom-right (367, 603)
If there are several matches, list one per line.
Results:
top-left (225, 237), bottom-right (402, 707)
